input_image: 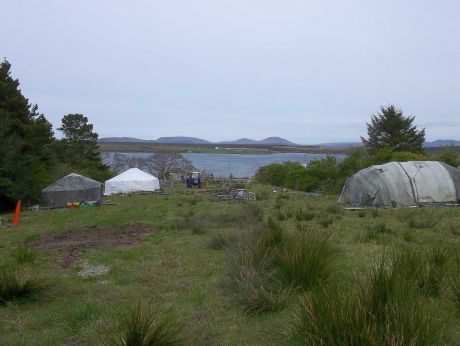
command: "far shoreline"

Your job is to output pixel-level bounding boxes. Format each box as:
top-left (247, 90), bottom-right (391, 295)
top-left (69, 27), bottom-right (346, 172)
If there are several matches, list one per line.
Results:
top-left (98, 142), bottom-right (353, 155)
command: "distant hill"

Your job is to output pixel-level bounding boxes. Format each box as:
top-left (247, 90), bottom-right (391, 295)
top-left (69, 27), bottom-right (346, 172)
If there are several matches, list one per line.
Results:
top-left (156, 136), bottom-right (211, 144)
top-left (258, 137), bottom-right (296, 145)
top-left (100, 136), bottom-right (297, 145)
top-left (219, 138), bottom-right (259, 145)
top-left (98, 137), bottom-right (155, 143)
top-left (219, 137), bottom-right (296, 146)
top-left (424, 140), bottom-right (460, 148)
top-left (317, 142), bottom-right (362, 148)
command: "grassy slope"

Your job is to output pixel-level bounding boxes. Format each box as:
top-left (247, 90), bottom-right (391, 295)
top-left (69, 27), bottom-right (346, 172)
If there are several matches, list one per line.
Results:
top-left (1, 186), bottom-right (460, 345)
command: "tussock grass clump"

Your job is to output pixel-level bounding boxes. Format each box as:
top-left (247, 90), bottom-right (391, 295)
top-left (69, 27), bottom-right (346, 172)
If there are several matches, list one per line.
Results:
top-left (207, 233), bottom-right (229, 250)
top-left (187, 195), bottom-right (202, 205)
top-left (360, 229), bottom-right (378, 243)
top-left (104, 303), bottom-right (182, 346)
top-left (370, 208), bottom-right (381, 218)
top-left (360, 222), bottom-right (393, 242)
top-left (407, 212), bottom-right (440, 229)
top-left (226, 228), bottom-right (289, 314)
top-left (357, 210), bottom-right (367, 218)
top-left (191, 221), bottom-right (207, 235)
top-left (211, 204), bottom-right (264, 227)
top-left (277, 211), bottom-right (287, 221)
top-left (277, 232), bottom-right (336, 290)
top-left (403, 230), bottom-right (414, 242)
top-left (12, 247), bottom-right (37, 265)
top-left (289, 253), bottom-right (442, 345)
top-left (325, 204), bottom-right (342, 215)
top-left (418, 246), bottom-right (450, 296)
top-left (290, 285), bottom-right (369, 345)
top-left (0, 266), bottom-right (43, 304)
top-left (263, 217), bottom-right (284, 248)
top-left (255, 190), bottom-right (270, 201)
top-left (318, 216), bottom-right (333, 228)
top-left (174, 204), bottom-right (264, 232)
top-left (294, 208), bottom-right (315, 221)
top-left (448, 257), bottom-right (460, 312)
top-left (229, 264), bottom-right (290, 315)
top-left (295, 222), bottom-right (315, 233)
top-left (374, 222), bottom-right (393, 234)
top-left (451, 226), bottom-right (460, 236)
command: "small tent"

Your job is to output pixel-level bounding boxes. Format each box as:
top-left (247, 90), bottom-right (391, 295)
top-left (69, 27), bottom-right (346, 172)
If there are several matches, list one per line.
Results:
top-left (338, 161), bottom-right (460, 207)
top-left (42, 173), bottom-right (103, 208)
top-left (104, 168), bottom-right (160, 195)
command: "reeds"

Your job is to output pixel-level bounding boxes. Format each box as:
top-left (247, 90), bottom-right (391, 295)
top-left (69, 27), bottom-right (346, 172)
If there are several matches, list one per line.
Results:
top-left (289, 250), bottom-right (442, 345)
top-left (0, 266), bottom-right (43, 304)
top-left (103, 303), bottom-right (182, 346)
top-left (277, 231), bottom-right (336, 290)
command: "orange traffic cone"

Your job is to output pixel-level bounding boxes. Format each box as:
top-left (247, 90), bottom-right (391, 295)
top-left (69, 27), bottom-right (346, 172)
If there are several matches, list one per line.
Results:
top-left (12, 200), bottom-right (21, 226)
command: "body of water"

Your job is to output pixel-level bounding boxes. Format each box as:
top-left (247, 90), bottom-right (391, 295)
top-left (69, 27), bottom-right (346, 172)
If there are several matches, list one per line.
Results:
top-left (101, 152), bottom-right (346, 178)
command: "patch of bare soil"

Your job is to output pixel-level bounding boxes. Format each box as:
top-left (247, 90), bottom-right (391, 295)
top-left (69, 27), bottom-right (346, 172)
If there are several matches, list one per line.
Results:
top-left (28, 225), bottom-right (153, 267)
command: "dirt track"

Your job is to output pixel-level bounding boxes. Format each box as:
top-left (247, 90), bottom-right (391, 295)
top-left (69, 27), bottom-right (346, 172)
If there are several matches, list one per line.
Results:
top-left (28, 225), bottom-right (153, 267)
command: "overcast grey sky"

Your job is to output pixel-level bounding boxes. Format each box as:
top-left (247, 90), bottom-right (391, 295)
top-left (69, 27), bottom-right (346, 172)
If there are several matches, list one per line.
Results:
top-left (3, 0), bottom-right (459, 143)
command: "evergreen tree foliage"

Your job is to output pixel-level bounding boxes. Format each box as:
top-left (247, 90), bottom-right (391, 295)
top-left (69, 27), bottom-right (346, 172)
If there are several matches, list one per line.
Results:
top-left (361, 105), bottom-right (425, 153)
top-left (0, 60), bottom-right (55, 209)
top-left (56, 114), bottom-right (111, 182)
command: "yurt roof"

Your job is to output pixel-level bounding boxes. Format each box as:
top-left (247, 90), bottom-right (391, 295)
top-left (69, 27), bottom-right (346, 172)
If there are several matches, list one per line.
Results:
top-left (106, 168), bottom-right (157, 182)
top-left (43, 173), bottom-right (102, 192)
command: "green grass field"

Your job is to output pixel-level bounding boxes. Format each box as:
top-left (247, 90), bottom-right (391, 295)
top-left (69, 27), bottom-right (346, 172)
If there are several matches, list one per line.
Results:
top-left (1, 185), bottom-right (460, 345)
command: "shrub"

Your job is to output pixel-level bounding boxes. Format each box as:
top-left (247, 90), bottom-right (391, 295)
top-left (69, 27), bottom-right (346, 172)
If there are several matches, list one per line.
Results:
top-left (12, 247), bottom-right (37, 265)
top-left (433, 148), bottom-right (460, 167)
top-left (255, 190), bottom-right (270, 201)
top-left (103, 302), bottom-right (182, 346)
top-left (277, 232), bottom-right (336, 290)
top-left (0, 266), bottom-right (43, 304)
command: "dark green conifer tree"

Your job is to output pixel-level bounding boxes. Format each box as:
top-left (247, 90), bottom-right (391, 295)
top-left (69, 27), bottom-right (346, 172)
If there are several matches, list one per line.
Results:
top-left (361, 105), bottom-right (425, 153)
top-left (0, 60), bottom-right (55, 209)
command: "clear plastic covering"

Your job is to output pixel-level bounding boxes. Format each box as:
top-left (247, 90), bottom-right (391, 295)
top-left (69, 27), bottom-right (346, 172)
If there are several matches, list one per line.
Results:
top-left (42, 173), bottom-right (103, 207)
top-left (338, 161), bottom-right (460, 207)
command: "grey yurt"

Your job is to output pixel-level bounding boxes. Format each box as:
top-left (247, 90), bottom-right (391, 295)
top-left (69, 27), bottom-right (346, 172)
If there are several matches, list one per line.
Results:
top-left (338, 161), bottom-right (460, 208)
top-left (42, 173), bottom-right (103, 208)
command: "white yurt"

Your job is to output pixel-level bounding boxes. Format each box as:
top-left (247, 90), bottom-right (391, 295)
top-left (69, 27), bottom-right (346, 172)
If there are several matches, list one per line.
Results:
top-left (105, 168), bottom-right (160, 195)
top-left (338, 161), bottom-right (460, 207)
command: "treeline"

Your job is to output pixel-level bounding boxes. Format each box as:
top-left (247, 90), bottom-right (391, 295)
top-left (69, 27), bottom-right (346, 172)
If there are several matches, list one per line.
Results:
top-left (257, 104), bottom-right (459, 193)
top-left (256, 148), bottom-right (460, 194)
top-left (0, 60), bottom-right (110, 209)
